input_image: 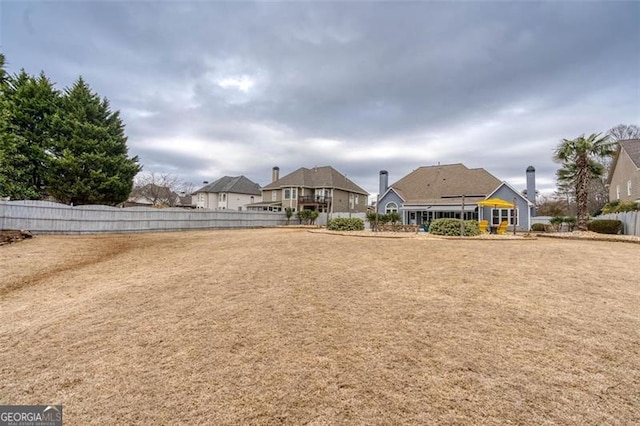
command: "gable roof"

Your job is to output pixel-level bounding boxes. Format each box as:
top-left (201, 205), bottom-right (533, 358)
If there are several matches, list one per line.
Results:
top-left (389, 163), bottom-right (501, 204)
top-left (194, 176), bottom-right (261, 195)
top-left (607, 139), bottom-right (640, 184)
top-left (262, 166), bottom-right (369, 195)
top-left (486, 181), bottom-right (534, 206)
top-left (619, 139), bottom-right (640, 168)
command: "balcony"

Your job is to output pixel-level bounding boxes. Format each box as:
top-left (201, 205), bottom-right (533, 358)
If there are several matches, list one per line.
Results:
top-left (298, 195), bottom-right (332, 204)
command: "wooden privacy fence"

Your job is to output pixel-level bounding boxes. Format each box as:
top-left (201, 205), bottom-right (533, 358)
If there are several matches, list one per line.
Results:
top-left (0, 200), bottom-right (287, 234)
top-left (596, 211), bottom-right (640, 236)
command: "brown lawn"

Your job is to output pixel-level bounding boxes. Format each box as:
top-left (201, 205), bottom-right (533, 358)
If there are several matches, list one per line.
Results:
top-left (0, 228), bottom-right (638, 425)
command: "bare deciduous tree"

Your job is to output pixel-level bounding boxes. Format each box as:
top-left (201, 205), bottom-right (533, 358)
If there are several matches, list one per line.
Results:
top-left (131, 172), bottom-right (186, 207)
top-left (608, 124), bottom-right (640, 142)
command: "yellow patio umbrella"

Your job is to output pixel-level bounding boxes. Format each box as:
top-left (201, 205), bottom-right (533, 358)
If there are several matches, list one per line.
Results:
top-left (477, 198), bottom-right (517, 234)
top-left (477, 198), bottom-right (514, 208)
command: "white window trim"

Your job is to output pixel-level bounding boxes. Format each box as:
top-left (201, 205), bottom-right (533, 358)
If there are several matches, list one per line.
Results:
top-left (627, 180), bottom-right (632, 196)
top-left (385, 202), bottom-right (398, 214)
top-left (491, 208), bottom-right (519, 226)
top-left (616, 185), bottom-right (620, 200)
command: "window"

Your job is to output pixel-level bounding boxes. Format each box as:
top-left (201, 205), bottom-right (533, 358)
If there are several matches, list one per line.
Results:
top-left (349, 193), bottom-right (355, 209)
top-left (292, 188), bottom-right (297, 199)
top-left (284, 188), bottom-right (291, 200)
top-left (628, 180), bottom-right (632, 196)
top-left (221, 193), bottom-right (226, 201)
top-left (271, 191), bottom-right (277, 201)
top-left (492, 208), bottom-right (518, 226)
top-left (355, 195), bottom-right (359, 205)
top-left (385, 202), bottom-right (398, 214)
top-left (616, 185), bottom-right (620, 200)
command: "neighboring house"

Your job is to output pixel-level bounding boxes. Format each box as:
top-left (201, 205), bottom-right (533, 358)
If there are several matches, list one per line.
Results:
top-left (254, 166), bottom-right (369, 213)
top-left (124, 184), bottom-right (181, 207)
top-left (193, 176), bottom-right (261, 210)
top-left (177, 193), bottom-right (195, 209)
top-left (377, 163), bottom-right (535, 231)
top-left (607, 139), bottom-right (640, 203)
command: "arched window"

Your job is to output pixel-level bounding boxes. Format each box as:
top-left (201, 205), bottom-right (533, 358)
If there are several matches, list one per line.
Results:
top-left (385, 202), bottom-right (398, 214)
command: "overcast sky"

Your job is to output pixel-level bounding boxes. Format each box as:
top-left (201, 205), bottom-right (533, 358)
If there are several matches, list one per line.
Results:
top-left (2, 1), bottom-right (639, 197)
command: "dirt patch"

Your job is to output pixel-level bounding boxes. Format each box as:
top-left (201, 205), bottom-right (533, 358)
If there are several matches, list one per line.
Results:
top-left (0, 229), bottom-right (638, 424)
top-left (0, 229), bottom-right (33, 246)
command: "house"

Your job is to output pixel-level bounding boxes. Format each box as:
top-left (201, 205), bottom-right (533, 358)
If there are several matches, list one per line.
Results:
top-left (124, 184), bottom-right (181, 207)
top-left (193, 176), bottom-right (261, 210)
top-left (377, 163), bottom-right (535, 231)
top-left (607, 139), bottom-right (640, 203)
top-left (254, 166), bottom-right (369, 213)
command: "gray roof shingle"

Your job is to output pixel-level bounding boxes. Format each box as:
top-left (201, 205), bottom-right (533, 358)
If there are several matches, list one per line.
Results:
top-left (619, 139), bottom-right (640, 168)
top-left (194, 176), bottom-right (261, 195)
top-left (389, 163), bottom-right (501, 204)
top-left (262, 166), bottom-right (369, 195)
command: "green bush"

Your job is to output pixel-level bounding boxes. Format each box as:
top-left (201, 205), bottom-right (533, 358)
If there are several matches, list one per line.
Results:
top-left (602, 200), bottom-right (640, 214)
top-left (563, 216), bottom-right (577, 232)
top-left (531, 223), bottom-right (546, 232)
top-left (388, 211), bottom-right (401, 224)
top-left (378, 213), bottom-right (391, 225)
top-left (327, 217), bottom-right (365, 231)
top-left (429, 219), bottom-right (480, 236)
top-left (587, 219), bottom-right (622, 235)
top-left (295, 209), bottom-right (316, 224)
top-left (309, 210), bottom-right (319, 225)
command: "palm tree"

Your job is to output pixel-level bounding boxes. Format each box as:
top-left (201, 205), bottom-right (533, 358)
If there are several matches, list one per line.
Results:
top-left (554, 133), bottom-right (615, 231)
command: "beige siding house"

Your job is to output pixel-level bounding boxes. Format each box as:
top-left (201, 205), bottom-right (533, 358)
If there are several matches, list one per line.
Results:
top-left (608, 139), bottom-right (640, 203)
top-left (193, 176), bottom-right (261, 210)
top-left (256, 166), bottom-right (368, 213)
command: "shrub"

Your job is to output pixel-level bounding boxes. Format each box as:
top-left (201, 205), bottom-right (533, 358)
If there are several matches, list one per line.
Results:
top-left (327, 217), bottom-right (365, 231)
top-left (602, 200), bottom-right (640, 214)
top-left (549, 216), bottom-right (564, 232)
top-left (587, 219), bottom-right (622, 235)
top-left (563, 216), bottom-right (577, 232)
top-left (531, 223), bottom-right (546, 232)
top-left (366, 211), bottom-right (381, 231)
top-left (295, 209), bottom-right (314, 224)
top-left (285, 208), bottom-right (293, 225)
top-left (309, 210), bottom-right (319, 225)
top-left (388, 211), bottom-right (401, 224)
top-left (378, 213), bottom-right (391, 225)
top-left (429, 219), bottom-right (480, 236)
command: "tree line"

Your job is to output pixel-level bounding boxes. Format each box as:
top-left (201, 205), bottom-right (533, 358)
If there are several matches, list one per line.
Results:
top-left (0, 54), bottom-right (140, 205)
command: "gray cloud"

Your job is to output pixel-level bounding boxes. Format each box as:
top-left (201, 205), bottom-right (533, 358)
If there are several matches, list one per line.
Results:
top-left (2, 1), bottom-right (639, 197)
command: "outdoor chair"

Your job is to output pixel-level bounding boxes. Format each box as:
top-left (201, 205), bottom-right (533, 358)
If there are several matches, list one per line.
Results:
top-left (496, 221), bottom-right (509, 235)
top-left (478, 220), bottom-right (489, 233)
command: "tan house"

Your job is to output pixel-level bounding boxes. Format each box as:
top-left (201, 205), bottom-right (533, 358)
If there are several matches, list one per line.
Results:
top-left (607, 139), bottom-right (640, 203)
top-left (255, 166), bottom-right (369, 213)
top-left (193, 176), bottom-right (261, 210)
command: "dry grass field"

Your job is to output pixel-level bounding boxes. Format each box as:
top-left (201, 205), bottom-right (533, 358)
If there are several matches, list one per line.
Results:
top-left (1, 228), bottom-right (638, 425)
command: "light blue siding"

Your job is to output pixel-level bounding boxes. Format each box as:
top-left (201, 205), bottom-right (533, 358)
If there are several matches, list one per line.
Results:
top-left (480, 184), bottom-right (532, 231)
top-left (377, 189), bottom-right (403, 215)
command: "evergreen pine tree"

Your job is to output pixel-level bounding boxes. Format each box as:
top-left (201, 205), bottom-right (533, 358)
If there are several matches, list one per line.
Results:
top-left (48, 77), bottom-right (141, 205)
top-left (0, 69), bottom-right (59, 200)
